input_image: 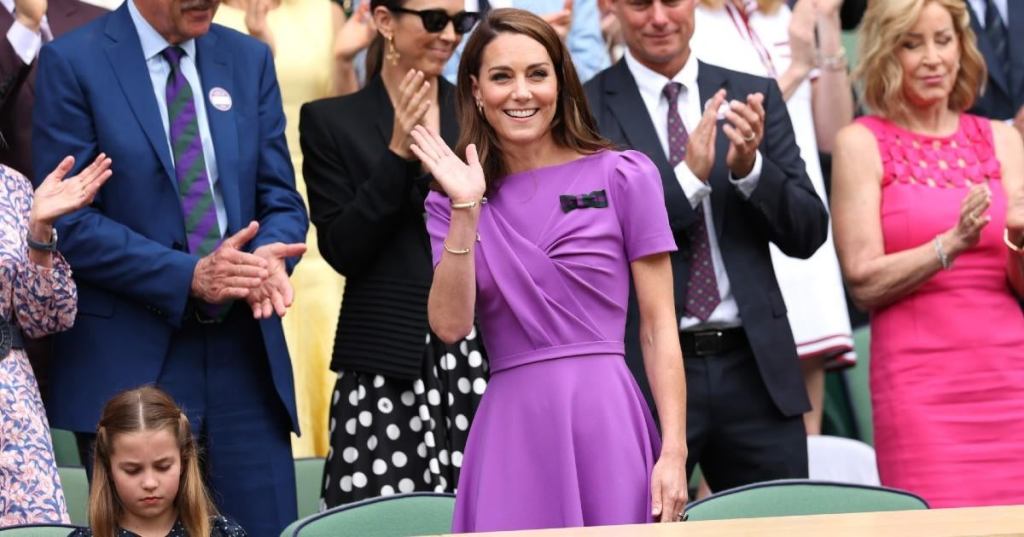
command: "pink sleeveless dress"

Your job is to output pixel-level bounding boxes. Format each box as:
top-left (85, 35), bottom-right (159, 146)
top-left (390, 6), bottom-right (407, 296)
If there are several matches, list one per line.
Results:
top-left (858, 114), bottom-right (1024, 507)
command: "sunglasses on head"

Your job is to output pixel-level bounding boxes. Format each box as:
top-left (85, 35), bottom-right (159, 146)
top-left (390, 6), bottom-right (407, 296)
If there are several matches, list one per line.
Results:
top-left (389, 6), bottom-right (482, 34)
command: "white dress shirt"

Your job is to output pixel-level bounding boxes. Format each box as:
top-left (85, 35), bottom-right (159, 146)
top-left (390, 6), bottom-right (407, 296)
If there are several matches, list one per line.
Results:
top-left (968, 0), bottom-right (1008, 27)
top-left (128, 0), bottom-right (227, 236)
top-left (3, 0), bottom-right (52, 65)
top-left (623, 49), bottom-right (765, 330)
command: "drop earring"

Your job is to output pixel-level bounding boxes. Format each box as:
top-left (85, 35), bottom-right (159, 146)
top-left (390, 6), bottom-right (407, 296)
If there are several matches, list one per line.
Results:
top-left (475, 99), bottom-right (483, 114)
top-left (385, 34), bottom-right (400, 65)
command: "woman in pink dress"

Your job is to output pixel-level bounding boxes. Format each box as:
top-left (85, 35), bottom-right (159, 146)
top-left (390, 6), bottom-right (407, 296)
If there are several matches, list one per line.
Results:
top-left (832, 0), bottom-right (1024, 507)
top-left (0, 156), bottom-right (110, 524)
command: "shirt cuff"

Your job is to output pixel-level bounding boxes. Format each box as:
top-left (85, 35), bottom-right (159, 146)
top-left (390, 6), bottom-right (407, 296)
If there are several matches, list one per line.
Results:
top-left (7, 19), bottom-right (42, 66)
top-left (729, 150), bottom-right (763, 199)
top-left (674, 161), bottom-right (712, 209)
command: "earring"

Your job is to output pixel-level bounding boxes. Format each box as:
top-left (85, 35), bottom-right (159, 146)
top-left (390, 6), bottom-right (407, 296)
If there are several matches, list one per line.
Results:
top-left (475, 99), bottom-right (483, 114)
top-left (385, 34), bottom-right (400, 66)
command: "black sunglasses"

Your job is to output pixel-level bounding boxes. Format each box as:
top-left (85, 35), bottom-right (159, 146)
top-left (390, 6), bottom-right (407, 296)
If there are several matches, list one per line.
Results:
top-left (389, 7), bottom-right (481, 34)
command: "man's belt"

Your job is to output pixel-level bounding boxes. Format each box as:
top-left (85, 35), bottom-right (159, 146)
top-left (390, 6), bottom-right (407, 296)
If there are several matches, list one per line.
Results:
top-left (0, 316), bottom-right (25, 362)
top-left (680, 327), bottom-right (748, 357)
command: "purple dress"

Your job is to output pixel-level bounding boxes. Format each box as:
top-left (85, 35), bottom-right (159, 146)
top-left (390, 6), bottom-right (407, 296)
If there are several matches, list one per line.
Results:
top-left (425, 150), bottom-right (677, 532)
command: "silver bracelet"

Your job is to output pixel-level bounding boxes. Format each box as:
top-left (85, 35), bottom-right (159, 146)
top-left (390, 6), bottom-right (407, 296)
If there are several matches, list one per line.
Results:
top-left (933, 235), bottom-right (951, 270)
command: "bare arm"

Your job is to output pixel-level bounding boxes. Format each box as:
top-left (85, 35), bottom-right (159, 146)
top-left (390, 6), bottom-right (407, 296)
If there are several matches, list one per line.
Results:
top-left (992, 121), bottom-right (1024, 297)
top-left (632, 253), bottom-right (688, 521)
top-left (331, 1), bottom-right (375, 96)
top-left (832, 123), bottom-right (989, 310)
top-left (809, 6), bottom-right (853, 153)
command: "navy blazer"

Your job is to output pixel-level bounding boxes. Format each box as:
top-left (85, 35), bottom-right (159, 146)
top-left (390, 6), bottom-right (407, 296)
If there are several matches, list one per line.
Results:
top-left (967, 2), bottom-right (1024, 120)
top-left (31, 4), bottom-right (308, 432)
top-left (585, 60), bottom-right (826, 418)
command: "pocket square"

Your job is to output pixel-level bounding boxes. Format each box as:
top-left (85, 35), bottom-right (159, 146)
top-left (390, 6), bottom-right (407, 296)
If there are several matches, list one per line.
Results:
top-left (560, 190), bottom-right (609, 213)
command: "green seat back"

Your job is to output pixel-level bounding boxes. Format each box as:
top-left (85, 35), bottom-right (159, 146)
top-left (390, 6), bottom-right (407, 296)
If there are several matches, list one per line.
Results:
top-left (0, 524), bottom-right (81, 537)
top-left (850, 326), bottom-right (873, 445)
top-left (57, 467), bottom-right (89, 526)
top-left (294, 458), bottom-right (326, 520)
top-left (283, 493), bottom-right (455, 537)
top-left (50, 429), bottom-right (81, 467)
top-left (685, 480), bottom-right (927, 521)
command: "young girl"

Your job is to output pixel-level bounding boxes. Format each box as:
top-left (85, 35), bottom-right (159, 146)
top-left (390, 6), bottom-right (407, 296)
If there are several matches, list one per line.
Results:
top-left (70, 387), bottom-right (246, 537)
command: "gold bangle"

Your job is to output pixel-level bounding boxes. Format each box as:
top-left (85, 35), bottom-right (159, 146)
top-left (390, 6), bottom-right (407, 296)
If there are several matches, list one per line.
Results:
top-left (1004, 228), bottom-right (1024, 254)
top-left (451, 197), bottom-right (487, 210)
top-left (443, 241), bottom-right (472, 255)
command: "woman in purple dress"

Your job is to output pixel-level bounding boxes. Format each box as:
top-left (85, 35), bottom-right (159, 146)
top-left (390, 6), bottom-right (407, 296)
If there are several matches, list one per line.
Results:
top-left (409, 8), bottom-right (688, 532)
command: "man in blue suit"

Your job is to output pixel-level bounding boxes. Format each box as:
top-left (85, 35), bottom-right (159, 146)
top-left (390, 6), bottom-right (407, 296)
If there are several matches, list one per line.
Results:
top-left (32, 0), bottom-right (308, 533)
top-left (965, 0), bottom-right (1024, 136)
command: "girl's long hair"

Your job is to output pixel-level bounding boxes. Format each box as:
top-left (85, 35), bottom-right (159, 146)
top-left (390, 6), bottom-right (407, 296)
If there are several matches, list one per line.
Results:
top-left (454, 8), bottom-right (611, 192)
top-left (89, 386), bottom-right (215, 537)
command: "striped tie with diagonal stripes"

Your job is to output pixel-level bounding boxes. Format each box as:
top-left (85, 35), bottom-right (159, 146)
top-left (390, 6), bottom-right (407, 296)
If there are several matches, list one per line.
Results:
top-left (162, 46), bottom-right (223, 258)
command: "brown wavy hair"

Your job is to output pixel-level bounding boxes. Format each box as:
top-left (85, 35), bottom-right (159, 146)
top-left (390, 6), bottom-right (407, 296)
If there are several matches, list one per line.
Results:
top-left (89, 386), bottom-right (215, 537)
top-left (454, 8), bottom-right (611, 192)
top-left (854, 0), bottom-right (986, 120)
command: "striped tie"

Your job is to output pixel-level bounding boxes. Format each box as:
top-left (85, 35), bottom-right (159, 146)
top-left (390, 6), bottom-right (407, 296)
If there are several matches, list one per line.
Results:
top-left (162, 46), bottom-right (223, 258)
top-left (664, 82), bottom-right (720, 322)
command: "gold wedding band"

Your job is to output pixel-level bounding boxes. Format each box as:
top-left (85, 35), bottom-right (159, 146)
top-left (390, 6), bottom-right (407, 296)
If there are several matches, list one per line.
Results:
top-left (742, 132), bottom-right (755, 142)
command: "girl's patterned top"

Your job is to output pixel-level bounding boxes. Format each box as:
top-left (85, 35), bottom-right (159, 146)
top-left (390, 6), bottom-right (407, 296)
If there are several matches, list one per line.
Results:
top-left (68, 516), bottom-right (248, 537)
top-left (0, 164), bottom-right (76, 336)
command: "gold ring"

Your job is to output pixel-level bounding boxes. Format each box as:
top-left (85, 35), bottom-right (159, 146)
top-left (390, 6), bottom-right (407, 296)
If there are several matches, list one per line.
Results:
top-left (743, 132), bottom-right (755, 142)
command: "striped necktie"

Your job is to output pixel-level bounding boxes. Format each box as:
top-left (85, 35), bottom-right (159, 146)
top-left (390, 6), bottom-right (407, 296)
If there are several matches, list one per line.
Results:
top-left (664, 82), bottom-right (720, 322)
top-left (162, 46), bottom-right (223, 258)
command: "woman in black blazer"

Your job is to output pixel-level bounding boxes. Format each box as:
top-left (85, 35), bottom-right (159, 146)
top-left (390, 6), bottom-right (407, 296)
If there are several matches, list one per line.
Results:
top-left (299, 0), bottom-right (486, 508)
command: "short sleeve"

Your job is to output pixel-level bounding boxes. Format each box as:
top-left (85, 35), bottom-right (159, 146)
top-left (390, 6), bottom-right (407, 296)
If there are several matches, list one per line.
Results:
top-left (609, 150), bottom-right (678, 262)
top-left (424, 190), bottom-right (453, 269)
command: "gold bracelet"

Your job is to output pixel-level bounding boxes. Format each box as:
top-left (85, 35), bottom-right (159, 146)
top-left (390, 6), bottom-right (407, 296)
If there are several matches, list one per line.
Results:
top-left (1004, 228), bottom-right (1024, 254)
top-left (443, 241), bottom-right (472, 255)
top-left (451, 197), bottom-right (487, 210)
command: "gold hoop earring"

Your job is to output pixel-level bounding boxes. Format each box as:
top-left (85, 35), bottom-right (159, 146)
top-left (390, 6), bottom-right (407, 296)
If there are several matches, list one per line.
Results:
top-left (385, 34), bottom-right (400, 66)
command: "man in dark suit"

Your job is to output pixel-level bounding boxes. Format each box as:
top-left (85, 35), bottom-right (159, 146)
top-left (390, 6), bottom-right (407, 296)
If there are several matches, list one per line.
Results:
top-left (32, 0), bottom-right (308, 534)
top-left (585, 0), bottom-right (828, 492)
top-left (1, 0), bottom-right (104, 180)
top-left (965, 0), bottom-right (1024, 133)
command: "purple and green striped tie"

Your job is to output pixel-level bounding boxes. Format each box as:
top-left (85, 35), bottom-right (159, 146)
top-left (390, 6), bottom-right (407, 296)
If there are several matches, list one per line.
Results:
top-left (162, 46), bottom-right (223, 258)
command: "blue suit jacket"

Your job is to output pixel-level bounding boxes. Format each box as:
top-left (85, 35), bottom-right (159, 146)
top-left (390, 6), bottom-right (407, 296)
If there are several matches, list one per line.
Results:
top-left (967, 2), bottom-right (1024, 120)
top-left (31, 3), bottom-right (308, 433)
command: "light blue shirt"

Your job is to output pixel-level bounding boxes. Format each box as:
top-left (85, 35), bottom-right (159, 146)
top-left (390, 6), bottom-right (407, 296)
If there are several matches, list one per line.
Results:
top-left (128, 0), bottom-right (228, 236)
top-left (443, 0), bottom-right (609, 84)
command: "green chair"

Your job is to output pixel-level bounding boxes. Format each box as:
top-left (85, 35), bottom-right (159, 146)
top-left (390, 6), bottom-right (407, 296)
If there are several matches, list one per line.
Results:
top-left (57, 467), bottom-right (89, 526)
top-left (849, 326), bottom-right (874, 446)
top-left (0, 524), bottom-right (81, 537)
top-left (281, 492), bottom-right (455, 537)
top-left (294, 457), bottom-right (326, 520)
top-left (684, 479), bottom-right (927, 522)
top-left (50, 429), bottom-right (81, 467)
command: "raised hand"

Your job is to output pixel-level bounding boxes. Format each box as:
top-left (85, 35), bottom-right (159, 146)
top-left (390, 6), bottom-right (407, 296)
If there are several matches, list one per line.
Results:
top-left (334, 1), bottom-right (376, 61)
top-left (13, 0), bottom-right (46, 33)
top-left (685, 89), bottom-right (725, 183)
top-left (723, 93), bottom-right (765, 178)
top-left (389, 70), bottom-right (433, 160)
top-left (788, 0), bottom-right (817, 72)
top-left (190, 221), bottom-right (270, 305)
top-left (244, 0), bottom-right (276, 51)
top-left (246, 241), bottom-right (307, 319)
top-left (409, 125), bottom-right (485, 204)
top-left (542, 0), bottom-right (573, 41)
top-left (31, 154), bottom-right (112, 226)
top-left (812, 0), bottom-right (843, 18)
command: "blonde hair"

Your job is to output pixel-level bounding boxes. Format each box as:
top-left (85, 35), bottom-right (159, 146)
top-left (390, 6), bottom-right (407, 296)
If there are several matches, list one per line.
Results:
top-left (854, 0), bottom-right (985, 120)
top-left (699, 0), bottom-right (784, 15)
top-left (89, 386), bottom-right (215, 537)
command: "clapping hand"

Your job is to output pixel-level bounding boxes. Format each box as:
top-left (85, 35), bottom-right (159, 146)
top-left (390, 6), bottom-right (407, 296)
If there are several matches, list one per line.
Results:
top-left (246, 241), bottom-right (307, 319)
top-left (685, 89), bottom-right (725, 183)
top-left (334, 1), bottom-right (376, 61)
top-left (408, 125), bottom-right (485, 205)
top-left (244, 0), bottom-right (276, 51)
top-left (945, 184), bottom-right (991, 255)
top-left (191, 221), bottom-right (270, 305)
top-left (542, 0), bottom-right (573, 41)
top-left (31, 154), bottom-right (112, 227)
top-left (788, 0), bottom-right (817, 73)
top-left (389, 70), bottom-right (433, 159)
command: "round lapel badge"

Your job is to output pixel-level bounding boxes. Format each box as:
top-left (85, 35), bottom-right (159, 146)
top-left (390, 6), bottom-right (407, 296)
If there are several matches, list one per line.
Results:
top-left (209, 87), bottom-right (232, 112)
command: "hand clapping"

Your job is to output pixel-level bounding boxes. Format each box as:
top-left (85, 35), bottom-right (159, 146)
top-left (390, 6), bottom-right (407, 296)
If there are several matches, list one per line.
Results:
top-left (31, 154), bottom-right (112, 227)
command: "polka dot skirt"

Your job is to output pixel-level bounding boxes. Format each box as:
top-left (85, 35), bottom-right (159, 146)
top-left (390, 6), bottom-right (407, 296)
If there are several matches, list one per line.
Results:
top-left (321, 329), bottom-right (488, 508)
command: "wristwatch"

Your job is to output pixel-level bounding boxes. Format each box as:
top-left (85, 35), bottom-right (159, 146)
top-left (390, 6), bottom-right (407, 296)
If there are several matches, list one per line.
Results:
top-left (27, 227), bottom-right (58, 252)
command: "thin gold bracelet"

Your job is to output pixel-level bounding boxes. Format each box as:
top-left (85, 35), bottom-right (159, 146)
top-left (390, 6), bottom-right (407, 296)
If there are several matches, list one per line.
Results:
top-left (1004, 228), bottom-right (1024, 254)
top-left (443, 241), bottom-right (472, 255)
top-left (451, 197), bottom-right (487, 210)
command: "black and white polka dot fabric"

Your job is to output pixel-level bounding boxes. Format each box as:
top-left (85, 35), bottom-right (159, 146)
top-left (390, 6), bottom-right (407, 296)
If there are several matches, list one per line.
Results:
top-left (321, 329), bottom-right (487, 508)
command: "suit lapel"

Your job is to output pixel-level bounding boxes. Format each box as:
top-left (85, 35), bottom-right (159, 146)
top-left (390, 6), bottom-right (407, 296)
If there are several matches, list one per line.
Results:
top-left (697, 62), bottom-right (731, 238)
top-left (195, 30), bottom-right (241, 234)
top-left (602, 60), bottom-right (690, 230)
top-left (366, 76), bottom-right (395, 147)
top-left (104, 4), bottom-right (176, 185)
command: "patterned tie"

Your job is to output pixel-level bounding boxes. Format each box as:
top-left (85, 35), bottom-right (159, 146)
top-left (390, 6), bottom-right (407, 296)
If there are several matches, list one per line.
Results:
top-left (984, 0), bottom-right (1009, 76)
top-left (664, 82), bottom-right (720, 322)
top-left (162, 46), bottom-right (223, 258)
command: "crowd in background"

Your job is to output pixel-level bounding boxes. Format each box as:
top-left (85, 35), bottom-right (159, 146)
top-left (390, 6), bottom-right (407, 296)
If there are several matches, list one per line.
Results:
top-left (2, 0), bottom-right (1024, 535)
